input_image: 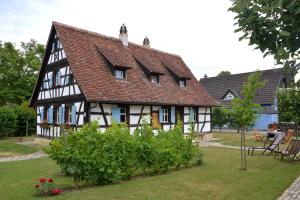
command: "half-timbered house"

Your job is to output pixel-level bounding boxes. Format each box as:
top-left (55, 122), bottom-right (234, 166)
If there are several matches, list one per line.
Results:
top-left (29, 22), bottom-right (217, 137)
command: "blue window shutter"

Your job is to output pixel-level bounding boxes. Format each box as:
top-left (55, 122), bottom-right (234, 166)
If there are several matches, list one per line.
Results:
top-left (71, 105), bottom-right (77, 124)
top-left (159, 109), bottom-right (163, 123)
top-left (111, 107), bottom-right (121, 123)
top-left (56, 71), bottom-right (61, 86)
top-left (61, 106), bottom-right (65, 123)
top-left (48, 106), bottom-right (53, 123)
top-left (171, 107), bottom-right (175, 123)
top-left (40, 108), bottom-right (44, 122)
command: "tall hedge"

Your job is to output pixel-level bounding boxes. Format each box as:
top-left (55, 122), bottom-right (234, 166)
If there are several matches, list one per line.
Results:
top-left (0, 106), bottom-right (17, 137)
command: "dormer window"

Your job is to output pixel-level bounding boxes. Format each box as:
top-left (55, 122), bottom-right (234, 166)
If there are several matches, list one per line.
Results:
top-left (224, 93), bottom-right (234, 100)
top-left (150, 75), bottom-right (159, 84)
top-left (179, 80), bottom-right (186, 87)
top-left (115, 69), bottom-right (125, 79)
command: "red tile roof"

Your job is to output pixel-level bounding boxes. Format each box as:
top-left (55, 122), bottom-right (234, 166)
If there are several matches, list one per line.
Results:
top-left (44, 22), bottom-right (218, 106)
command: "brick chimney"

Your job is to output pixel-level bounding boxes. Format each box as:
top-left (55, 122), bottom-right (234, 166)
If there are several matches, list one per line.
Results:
top-left (143, 36), bottom-right (150, 48)
top-left (119, 24), bottom-right (128, 46)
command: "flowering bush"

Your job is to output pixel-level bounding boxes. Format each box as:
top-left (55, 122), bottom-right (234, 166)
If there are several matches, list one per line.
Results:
top-left (34, 178), bottom-right (62, 196)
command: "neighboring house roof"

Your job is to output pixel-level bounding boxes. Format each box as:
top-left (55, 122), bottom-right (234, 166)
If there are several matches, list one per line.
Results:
top-left (30, 22), bottom-right (218, 107)
top-left (199, 68), bottom-right (293, 105)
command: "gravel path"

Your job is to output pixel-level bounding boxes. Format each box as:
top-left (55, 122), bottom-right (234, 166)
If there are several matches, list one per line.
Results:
top-left (0, 151), bottom-right (47, 162)
top-left (277, 176), bottom-right (300, 200)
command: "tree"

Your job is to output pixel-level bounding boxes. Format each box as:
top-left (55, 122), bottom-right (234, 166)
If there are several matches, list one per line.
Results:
top-left (0, 40), bottom-right (44, 106)
top-left (277, 88), bottom-right (300, 125)
top-left (229, 0), bottom-right (300, 77)
top-left (231, 71), bottom-right (265, 170)
top-left (15, 101), bottom-right (36, 136)
top-left (0, 106), bottom-right (17, 137)
top-left (217, 71), bottom-right (231, 77)
top-left (212, 107), bottom-right (228, 132)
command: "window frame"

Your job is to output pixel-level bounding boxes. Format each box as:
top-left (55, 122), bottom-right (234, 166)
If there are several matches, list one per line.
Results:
top-left (150, 75), bottom-right (159, 84)
top-left (65, 105), bottom-right (72, 124)
top-left (120, 107), bottom-right (127, 123)
top-left (179, 80), bottom-right (186, 87)
top-left (115, 69), bottom-right (125, 79)
top-left (162, 108), bottom-right (169, 123)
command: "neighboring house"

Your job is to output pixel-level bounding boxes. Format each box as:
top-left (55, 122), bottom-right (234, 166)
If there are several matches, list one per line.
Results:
top-left (199, 68), bottom-right (294, 130)
top-left (29, 22), bottom-right (217, 137)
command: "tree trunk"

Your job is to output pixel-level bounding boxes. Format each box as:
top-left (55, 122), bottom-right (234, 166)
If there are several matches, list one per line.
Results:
top-left (240, 128), bottom-right (247, 170)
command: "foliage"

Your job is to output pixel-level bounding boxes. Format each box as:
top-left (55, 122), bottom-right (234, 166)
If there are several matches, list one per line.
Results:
top-left (14, 101), bottom-right (36, 136)
top-left (217, 71), bottom-right (231, 76)
top-left (2, 148), bottom-right (300, 200)
top-left (229, 0), bottom-right (300, 76)
top-left (277, 88), bottom-right (300, 125)
top-left (0, 40), bottom-right (44, 106)
top-left (231, 71), bottom-right (265, 129)
top-left (34, 177), bottom-right (62, 196)
top-left (0, 106), bottom-right (17, 137)
top-left (48, 122), bottom-right (136, 184)
top-left (47, 119), bottom-right (202, 185)
top-left (230, 71), bottom-right (265, 170)
top-left (212, 107), bottom-right (228, 131)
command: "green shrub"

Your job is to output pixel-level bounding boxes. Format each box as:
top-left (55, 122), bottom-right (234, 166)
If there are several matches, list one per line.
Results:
top-left (48, 122), bottom-right (136, 184)
top-left (48, 118), bottom-right (203, 185)
top-left (0, 106), bottom-right (17, 137)
top-left (15, 101), bottom-right (36, 136)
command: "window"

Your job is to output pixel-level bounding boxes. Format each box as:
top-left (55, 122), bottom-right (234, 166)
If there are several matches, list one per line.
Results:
top-left (179, 80), bottom-right (186, 87)
top-left (55, 107), bottom-right (59, 123)
top-left (192, 108), bottom-right (197, 122)
top-left (150, 75), bottom-right (159, 84)
top-left (44, 107), bottom-right (48, 122)
top-left (162, 109), bottom-right (169, 123)
top-left (53, 40), bottom-right (58, 51)
top-left (120, 107), bottom-right (127, 123)
top-left (224, 93), bottom-right (234, 100)
top-left (69, 74), bottom-right (74, 84)
top-left (55, 71), bottom-right (61, 86)
top-left (66, 106), bottom-right (72, 124)
top-left (115, 69), bottom-right (125, 79)
top-left (42, 81), bottom-right (48, 89)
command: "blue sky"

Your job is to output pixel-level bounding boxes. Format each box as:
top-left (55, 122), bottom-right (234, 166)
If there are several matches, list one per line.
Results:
top-left (0, 0), bottom-right (281, 80)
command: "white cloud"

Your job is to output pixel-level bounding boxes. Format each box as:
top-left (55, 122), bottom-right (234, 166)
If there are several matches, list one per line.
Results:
top-left (0, 0), bottom-right (284, 80)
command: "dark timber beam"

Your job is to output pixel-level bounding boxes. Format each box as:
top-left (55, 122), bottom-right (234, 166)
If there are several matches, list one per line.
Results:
top-left (137, 106), bottom-right (145, 127)
top-left (99, 103), bottom-right (108, 127)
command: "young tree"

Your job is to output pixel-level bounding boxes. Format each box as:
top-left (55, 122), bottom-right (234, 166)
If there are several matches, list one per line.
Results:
top-left (0, 40), bottom-right (44, 106)
top-left (212, 107), bottom-right (228, 132)
top-left (229, 0), bottom-right (300, 83)
top-left (231, 71), bottom-right (265, 170)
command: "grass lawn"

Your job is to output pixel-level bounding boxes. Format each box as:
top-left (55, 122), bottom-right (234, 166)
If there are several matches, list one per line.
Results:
top-left (0, 147), bottom-right (299, 200)
top-left (0, 137), bottom-right (37, 157)
top-left (212, 132), bottom-right (289, 150)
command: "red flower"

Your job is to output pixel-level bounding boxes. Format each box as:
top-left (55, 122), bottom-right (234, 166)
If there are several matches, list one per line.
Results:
top-left (51, 188), bottom-right (62, 195)
top-left (34, 184), bottom-right (40, 188)
top-left (39, 178), bottom-right (46, 183)
top-left (48, 178), bottom-right (53, 183)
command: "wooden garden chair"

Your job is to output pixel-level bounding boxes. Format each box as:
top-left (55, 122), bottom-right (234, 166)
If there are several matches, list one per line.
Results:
top-left (281, 129), bottom-right (295, 144)
top-left (253, 129), bottom-right (265, 142)
top-left (274, 139), bottom-right (300, 161)
top-left (248, 132), bottom-right (285, 155)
